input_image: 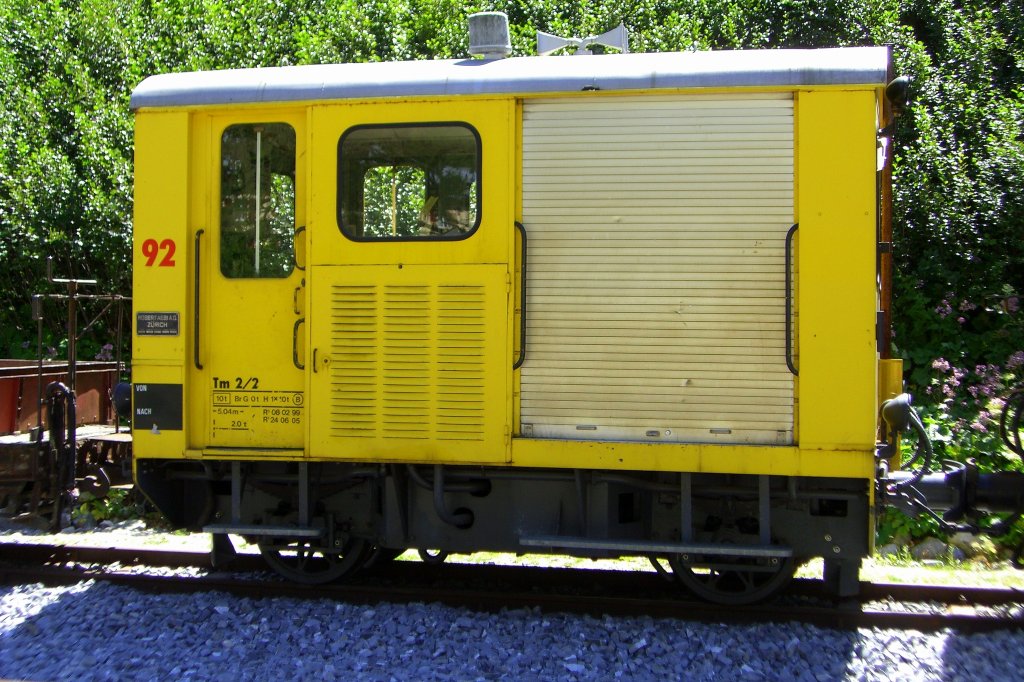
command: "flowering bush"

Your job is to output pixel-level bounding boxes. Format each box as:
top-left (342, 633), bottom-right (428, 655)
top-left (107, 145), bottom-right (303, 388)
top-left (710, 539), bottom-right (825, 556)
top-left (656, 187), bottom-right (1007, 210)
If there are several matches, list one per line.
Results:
top-left (904, 291), bottom-right (1024, 474)
top-left (94, 343), bottom-right (114, 361)
top-left (911, 356), bottom-right (1020, 476)
top-left (894, 265), bottom-right (1022, 452)
top-left (889, 285), bottom-right (1024, 552)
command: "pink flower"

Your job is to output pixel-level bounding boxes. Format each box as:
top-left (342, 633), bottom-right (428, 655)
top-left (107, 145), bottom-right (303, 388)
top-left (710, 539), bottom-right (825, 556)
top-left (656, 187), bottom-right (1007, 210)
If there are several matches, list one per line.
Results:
top-left (1008, 351), bottom-right (1024, 371)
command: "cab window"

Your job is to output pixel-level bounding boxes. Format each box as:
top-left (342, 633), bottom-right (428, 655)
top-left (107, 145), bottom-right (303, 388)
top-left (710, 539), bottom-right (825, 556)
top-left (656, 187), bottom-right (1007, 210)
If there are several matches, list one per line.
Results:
top-left (338, 124), bottom-right (480, 240)
top-left (220, 123), bottom-right (296, 278)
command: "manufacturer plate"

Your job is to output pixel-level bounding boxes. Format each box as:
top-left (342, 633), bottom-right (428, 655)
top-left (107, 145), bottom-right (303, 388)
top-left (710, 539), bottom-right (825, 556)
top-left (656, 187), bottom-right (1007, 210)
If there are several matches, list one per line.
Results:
top-left (137, 312), bottom-right (180, 336)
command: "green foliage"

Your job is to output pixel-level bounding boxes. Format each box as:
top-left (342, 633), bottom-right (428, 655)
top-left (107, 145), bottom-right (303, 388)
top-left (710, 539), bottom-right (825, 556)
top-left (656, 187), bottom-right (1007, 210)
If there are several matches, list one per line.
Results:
top-left (0, 0), bottom-right (133, 358)
top-left (889, 1), bottom-right (1024, 473)
top-left (363, 166), bottom-right (430, 237)
top-left (877, 506), bottom-right (943, 545)
top-left (72, 488), bottom-right (135, 526)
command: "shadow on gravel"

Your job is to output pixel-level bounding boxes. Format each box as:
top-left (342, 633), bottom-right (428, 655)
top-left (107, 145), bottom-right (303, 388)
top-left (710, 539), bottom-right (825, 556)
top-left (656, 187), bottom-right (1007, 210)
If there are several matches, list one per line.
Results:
top-left (940, 629), bottom-right (1023, 681)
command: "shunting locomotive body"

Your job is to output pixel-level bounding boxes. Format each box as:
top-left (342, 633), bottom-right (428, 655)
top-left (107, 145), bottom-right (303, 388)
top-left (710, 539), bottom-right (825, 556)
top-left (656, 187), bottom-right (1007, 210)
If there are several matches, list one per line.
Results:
top-left (129, 27), bottom-right (911, 601)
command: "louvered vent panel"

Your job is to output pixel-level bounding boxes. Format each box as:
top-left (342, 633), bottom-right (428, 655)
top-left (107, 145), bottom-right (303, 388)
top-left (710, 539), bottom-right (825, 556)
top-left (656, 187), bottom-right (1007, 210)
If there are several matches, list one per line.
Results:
top-left (382, 285), bottom-right (431, 439)
top-left (329, 285), bottom-right (377, 438)
top-left (328, 281), bottom-right (488, 442)
top-left (521, 94), bottom-right (795, 445)
top-left (436, 285), bottom-right (487, 441)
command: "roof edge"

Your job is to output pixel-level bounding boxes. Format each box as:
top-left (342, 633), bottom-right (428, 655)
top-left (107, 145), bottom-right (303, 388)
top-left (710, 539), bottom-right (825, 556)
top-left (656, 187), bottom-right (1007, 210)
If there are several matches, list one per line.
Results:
top-left (130, 46), bottom-right (890, 111)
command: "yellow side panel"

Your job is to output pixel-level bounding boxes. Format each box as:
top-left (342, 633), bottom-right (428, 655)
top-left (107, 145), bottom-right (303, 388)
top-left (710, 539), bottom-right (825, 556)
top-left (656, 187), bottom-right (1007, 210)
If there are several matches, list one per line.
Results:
top-left (133, 112), bottom-right (189, 364)
top-left (132, 111), bottom-right (191, 459)
top-left (796, 90), bottom-right (878, 451)
top-left (511, 438), bottom-right (875, 479)
top-left (309, 264), bottom-right (510, 463)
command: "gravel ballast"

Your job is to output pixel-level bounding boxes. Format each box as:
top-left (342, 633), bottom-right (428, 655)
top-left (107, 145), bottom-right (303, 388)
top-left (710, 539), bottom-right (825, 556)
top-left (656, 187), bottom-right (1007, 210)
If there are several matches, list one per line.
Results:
top-left (1, 579), bottom-right (1022, 681)
top-left (1, 521), bottom-right (1022, 680)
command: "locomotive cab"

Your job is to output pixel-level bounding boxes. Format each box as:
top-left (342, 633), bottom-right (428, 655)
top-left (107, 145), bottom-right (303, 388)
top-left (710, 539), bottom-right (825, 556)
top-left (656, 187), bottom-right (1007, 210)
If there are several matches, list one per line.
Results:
top-left (131, 34), bottom-right (897, 602)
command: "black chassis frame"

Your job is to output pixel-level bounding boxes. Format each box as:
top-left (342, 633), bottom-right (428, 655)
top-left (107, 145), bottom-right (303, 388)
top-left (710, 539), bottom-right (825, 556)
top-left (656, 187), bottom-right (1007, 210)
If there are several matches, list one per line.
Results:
top-left (136, 459), bottom-right (869, 568)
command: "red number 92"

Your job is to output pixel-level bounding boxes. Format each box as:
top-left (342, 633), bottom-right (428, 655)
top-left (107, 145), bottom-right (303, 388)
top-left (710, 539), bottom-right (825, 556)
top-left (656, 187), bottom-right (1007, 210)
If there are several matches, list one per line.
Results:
top-left (141, 238), bottom-right (176, 267)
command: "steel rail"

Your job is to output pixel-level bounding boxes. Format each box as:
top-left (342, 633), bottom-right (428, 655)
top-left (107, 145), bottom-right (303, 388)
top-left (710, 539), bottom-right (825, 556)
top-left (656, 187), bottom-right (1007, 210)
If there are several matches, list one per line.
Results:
top-left (0, 542), bottom-right (1020, 632)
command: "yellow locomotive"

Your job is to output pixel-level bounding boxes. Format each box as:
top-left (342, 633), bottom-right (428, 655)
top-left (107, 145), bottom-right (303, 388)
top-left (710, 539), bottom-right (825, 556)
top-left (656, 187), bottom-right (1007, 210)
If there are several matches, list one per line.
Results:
top-left (130, 17), bottom-right (909, 602)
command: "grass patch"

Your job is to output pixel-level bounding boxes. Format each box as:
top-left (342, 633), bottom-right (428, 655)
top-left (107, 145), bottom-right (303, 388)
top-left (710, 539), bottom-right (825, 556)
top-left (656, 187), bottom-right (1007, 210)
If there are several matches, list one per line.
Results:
top-left (860, 555), bottom-right (1024, 589)
top-left (421, 552), bottom-right (1024, 589)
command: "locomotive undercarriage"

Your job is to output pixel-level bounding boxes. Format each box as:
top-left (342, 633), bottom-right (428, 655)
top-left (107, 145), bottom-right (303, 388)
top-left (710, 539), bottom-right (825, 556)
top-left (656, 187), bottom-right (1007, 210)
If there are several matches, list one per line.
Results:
top-left (129, 389), bottom-right (1024, 603)
top-left (136, 459), bottom-right (869, 603)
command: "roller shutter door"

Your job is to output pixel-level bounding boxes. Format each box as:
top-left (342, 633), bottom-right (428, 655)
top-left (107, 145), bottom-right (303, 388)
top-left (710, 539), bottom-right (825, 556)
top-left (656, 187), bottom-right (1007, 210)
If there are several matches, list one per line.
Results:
top-left (520, 93), bottom-right (795, 445)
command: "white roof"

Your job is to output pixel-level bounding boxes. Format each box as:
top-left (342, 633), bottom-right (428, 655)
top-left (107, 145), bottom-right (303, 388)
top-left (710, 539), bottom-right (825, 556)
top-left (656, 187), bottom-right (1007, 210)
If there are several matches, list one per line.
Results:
top-left (130, 46), bottom-right (889, 110)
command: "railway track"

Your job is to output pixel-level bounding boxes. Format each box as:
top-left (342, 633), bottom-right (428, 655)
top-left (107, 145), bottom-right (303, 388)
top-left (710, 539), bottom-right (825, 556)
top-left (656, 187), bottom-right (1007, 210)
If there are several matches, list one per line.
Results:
top-left (0, 542), bottom-right (1020, 633)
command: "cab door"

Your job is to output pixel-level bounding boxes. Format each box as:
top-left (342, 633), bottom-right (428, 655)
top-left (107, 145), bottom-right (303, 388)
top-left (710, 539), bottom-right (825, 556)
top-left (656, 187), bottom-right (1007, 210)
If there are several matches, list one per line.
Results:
top-left (306, 99), bottom-right (513, 464)
top-left (189, 111), bottom-right (307, 450)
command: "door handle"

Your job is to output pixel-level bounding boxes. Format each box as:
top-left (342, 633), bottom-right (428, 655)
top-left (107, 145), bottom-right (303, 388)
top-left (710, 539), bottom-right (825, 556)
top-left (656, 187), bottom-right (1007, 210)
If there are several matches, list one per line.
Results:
top-left (292, 318), bottom-right (305, 370)
top-left (785, 223), bottom-right (798, 376)
top-left (513, 221), bottom-right (527, 370)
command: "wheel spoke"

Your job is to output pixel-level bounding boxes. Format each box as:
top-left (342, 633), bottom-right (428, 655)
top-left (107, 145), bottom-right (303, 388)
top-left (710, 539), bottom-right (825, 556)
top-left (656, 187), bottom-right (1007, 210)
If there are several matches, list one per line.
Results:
top-left (260, 537), bottom-right (367, 585)
top-left (669, 553), bottom-right (794, 605)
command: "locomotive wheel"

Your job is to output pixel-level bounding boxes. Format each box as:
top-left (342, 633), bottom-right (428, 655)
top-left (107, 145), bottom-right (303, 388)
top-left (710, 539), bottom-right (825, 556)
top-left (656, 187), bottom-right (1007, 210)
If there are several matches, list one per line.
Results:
top-left (260, 537), bottom-right (368, 585)
top-left (668, 553), bottom-right (795, 605)
top-left (418, 548), bottom-right (448, 564)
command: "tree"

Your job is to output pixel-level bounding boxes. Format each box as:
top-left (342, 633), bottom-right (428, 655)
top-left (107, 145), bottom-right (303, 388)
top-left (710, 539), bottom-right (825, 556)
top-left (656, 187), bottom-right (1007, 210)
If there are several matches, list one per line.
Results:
top-left (1, 0), bottom-right (1021, 466)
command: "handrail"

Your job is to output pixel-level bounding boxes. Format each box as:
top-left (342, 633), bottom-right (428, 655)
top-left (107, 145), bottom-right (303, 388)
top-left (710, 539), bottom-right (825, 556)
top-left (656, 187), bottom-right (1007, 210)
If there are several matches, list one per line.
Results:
top-left (194, 229), bottom-right (204, 370)
top-left (292, 318), bottom-right (305, 370)
top-left (784, 223), bottom-right (798, 376)
top-left (513, 221), bottom-right (527, 370)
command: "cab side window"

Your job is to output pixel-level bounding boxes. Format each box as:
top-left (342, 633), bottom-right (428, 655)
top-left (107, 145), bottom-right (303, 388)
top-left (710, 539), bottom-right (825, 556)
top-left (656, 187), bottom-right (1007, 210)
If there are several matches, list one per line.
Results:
top-left (220, 123), bottom-right (296, 278)
top-left (338, 124), bottom-right (480, 240)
